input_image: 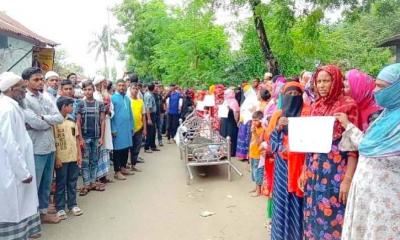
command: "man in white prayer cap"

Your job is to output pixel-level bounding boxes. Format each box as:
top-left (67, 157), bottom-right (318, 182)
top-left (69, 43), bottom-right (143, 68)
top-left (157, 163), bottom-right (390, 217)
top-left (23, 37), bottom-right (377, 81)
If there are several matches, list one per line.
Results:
top-left (43, 71), bottom-right (60, 104)
top-left (0, 72), bottom-right (42, 239)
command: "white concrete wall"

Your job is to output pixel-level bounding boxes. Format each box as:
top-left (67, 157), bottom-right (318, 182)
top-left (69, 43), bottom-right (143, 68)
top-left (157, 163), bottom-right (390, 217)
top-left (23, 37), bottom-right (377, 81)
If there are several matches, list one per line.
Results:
top-left (0, 35), bottom-right (34, 75)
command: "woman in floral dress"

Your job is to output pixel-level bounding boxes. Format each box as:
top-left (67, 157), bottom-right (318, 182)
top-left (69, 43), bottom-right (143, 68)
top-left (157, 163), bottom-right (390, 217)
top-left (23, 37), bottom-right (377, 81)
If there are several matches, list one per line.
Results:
top-left (339, 63), bottom-right (400, 240)
top-left (301, 65), bottom-right (359, 240)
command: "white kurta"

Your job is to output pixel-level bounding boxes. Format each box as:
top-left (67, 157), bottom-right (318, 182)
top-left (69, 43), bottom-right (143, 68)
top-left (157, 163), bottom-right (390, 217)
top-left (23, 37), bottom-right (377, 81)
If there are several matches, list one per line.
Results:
top-left (94, 91), bottom-right (114, 150)
top-left (0, 95), bottom-right (38, 222)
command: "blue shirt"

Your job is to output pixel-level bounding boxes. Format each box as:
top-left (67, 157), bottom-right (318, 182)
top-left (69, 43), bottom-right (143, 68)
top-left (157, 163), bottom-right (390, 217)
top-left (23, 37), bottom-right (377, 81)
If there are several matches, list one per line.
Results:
top-left (144, 91), bottom-right (157, 113)
top-left (111, 92), bottom-right (134, 150)
top-left (68, 99), bottom-right (81, 121)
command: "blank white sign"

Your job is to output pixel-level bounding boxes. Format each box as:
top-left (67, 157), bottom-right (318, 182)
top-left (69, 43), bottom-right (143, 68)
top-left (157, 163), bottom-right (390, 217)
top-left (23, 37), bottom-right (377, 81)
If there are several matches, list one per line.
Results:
top-left (196, 101), bottom-right (205, 111)
top-left (203, 95), bottom-right (215, 107)
top-left (218, 104), bottom-right (229, 118)
top-left (288, 116), bottom-right (335, 153)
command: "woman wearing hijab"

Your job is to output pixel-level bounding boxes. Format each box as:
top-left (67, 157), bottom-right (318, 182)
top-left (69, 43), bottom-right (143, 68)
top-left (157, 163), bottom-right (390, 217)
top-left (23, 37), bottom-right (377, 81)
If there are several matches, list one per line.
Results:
top-left (345, 69), bottom-right (382, 131)
top-left (264, 76), bottom-right (286, 119)
top-left (303, 74), bottom-right (316, 106)
top-left (301, 65), bottom-right (359, 240)
top-left (211, 84), bottom-right (225, 131)
top-left (338, 63), bottom-right (400, 240)
top-left (266, 82), bottom-right (306, 240)
top-left (236, 85), bottom-right (257, 160)
top-left (219, 89), bottom-right (240, 156)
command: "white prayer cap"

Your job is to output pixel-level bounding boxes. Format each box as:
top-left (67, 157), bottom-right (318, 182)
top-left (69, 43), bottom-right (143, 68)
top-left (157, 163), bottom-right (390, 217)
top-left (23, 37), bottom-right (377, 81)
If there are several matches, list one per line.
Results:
top-left (264, 72), bottom-right (273, 79)
top-left (45, 71), bottom-right (59, 80)
top-left (93, 75), bottom-right (106, 86)
top-left (0, 72), bottom-right (22, 92)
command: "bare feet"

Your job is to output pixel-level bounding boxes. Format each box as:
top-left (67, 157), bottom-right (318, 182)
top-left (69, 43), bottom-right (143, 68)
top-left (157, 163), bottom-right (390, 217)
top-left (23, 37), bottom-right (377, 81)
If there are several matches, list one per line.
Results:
top-left (249, 189), bottom-right (256, 193)
top-left (40, 213), bottom-right (61, 224)
top-left (47, 204), bottom-right (57, 214)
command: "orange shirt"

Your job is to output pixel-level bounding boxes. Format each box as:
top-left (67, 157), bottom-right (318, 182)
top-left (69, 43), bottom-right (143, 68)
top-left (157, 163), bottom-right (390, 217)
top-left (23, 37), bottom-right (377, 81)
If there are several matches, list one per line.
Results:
top-left (249, 126), bottom-right (264, 159)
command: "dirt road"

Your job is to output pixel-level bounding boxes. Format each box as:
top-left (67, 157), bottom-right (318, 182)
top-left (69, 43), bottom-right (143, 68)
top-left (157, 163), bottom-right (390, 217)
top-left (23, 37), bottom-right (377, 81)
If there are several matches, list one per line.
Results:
top-left (42, 144), bottom-right (269, 240)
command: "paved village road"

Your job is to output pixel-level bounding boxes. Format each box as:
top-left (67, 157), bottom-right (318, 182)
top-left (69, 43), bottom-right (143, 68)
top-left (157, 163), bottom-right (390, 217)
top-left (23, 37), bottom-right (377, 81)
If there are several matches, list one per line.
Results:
top-left (42, 143), bottom-right (269, 240)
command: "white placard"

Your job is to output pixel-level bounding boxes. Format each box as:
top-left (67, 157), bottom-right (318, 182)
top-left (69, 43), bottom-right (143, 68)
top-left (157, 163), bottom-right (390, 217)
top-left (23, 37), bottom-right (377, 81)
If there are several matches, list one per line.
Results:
top-left (288, 116), bottom-right (335, 153)
top-left (203, 95), bottom-right (215, 107)
top-left (218, 104), bottom-right (229, 118)
top-left (196, 101), bottom-right (205, 111)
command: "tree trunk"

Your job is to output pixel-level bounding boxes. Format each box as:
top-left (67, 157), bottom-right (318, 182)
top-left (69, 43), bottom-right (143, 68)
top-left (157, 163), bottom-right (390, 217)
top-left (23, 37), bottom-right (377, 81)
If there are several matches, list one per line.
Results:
top-left (250, 0), bottom-right (279, 75)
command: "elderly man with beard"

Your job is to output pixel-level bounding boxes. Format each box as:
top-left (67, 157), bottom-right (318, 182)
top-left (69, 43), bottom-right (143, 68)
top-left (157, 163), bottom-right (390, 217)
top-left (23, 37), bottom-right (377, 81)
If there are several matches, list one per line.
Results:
top-left (43, 71), bottom-right (60, 104)
top-left (22, 67), bottom-right (64, 224)
top-left (0, 72), bottom-right (42, 239)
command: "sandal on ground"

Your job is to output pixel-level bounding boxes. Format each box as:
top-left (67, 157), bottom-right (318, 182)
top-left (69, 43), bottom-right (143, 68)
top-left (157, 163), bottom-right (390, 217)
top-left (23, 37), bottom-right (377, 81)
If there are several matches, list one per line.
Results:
top-left (28, 233), bottom-right (41, 239)
top-left (91, 184), bottom-right (105, 191)
top-left (105, 178), bottom-right (114, 183)
top-left (79, 187), bottom-right (89, 196)
top-left (70, 206), bottom-right (83, 216)
top-left (96, 181), bottom-right (106, 187)
top-left (56, 210), bottom-right (68, 220)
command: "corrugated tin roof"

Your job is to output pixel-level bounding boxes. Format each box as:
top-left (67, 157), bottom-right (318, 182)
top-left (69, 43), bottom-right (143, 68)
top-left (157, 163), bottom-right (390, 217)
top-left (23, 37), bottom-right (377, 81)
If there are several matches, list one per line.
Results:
top-left (0, 11), bottom-right (58, 47)
top-left (378, 34), bottom-right (400, 48)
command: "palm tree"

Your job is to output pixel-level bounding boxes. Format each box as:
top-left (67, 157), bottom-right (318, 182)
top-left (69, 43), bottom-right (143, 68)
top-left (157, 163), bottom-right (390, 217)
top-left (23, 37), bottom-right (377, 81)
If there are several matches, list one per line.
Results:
top-left (88, 25), bottom-right (120, 78)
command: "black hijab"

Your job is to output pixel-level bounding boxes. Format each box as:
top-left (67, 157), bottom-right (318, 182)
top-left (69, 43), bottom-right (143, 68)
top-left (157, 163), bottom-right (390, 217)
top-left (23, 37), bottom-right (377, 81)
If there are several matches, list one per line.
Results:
top-left (282, 85), bottom-right (303, 117)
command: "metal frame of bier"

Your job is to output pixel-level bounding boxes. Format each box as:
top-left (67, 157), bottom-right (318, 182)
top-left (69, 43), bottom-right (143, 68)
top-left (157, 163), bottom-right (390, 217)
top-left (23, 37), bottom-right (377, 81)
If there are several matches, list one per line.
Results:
top-left (177, 111), bottom-right (243, 185)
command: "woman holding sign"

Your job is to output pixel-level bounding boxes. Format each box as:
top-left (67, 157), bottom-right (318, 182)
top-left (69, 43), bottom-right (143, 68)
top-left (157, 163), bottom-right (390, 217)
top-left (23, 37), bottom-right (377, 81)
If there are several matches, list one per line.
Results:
top-left (339, 63), bottom-right (400, 240)
top-left (219, 89), bottom-right (240, 156)
top-left (267, 81), bottom-right (308, 240)
top-left (301, 65), bottom-right (359, 240)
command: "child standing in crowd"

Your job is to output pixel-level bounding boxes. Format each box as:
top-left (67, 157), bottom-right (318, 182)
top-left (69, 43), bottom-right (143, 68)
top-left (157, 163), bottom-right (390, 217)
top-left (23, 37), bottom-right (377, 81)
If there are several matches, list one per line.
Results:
top-left (54, 97), bottom-right (83, 220)
top-left (249, 111), bottom-right (265, 197)
top-left (77, 81), bottom-right (106, 195)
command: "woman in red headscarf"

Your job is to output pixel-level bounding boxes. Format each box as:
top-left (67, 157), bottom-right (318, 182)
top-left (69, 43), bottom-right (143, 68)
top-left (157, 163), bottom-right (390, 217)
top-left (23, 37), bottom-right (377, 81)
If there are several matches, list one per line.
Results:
top-left (195, 90), bottom-right (207, 118)
top-left (212, 84), bottom-right (225, 130)
top-left (301, 65), bottom-right (359, 240)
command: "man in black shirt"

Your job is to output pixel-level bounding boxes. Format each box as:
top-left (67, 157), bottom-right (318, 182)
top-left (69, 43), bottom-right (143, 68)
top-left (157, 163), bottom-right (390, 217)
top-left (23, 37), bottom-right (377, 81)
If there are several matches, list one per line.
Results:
top-left (154, 83), bottom-right (164, 146)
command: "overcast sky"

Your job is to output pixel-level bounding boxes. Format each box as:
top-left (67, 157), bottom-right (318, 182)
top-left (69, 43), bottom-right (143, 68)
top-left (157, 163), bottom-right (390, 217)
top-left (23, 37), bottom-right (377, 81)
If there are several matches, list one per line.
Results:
top-left (0, 0), bottom-right (251, 78)
top-left (1, 0), bottom-right (127, 78)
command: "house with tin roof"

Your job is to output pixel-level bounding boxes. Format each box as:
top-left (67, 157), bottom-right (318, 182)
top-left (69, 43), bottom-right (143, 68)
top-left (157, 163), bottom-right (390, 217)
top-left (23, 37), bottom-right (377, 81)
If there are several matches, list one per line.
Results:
top-left (0, 11), bottom-right (58, 74)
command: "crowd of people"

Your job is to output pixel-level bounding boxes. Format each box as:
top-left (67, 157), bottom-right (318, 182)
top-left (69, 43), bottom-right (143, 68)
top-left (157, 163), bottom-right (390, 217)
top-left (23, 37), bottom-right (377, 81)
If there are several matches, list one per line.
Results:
top-left (0, 68), bottom-right (188, 239)
top-left (0, 62), bottom-right (399, 240)
top-left (191, 64), bottom-right (399, 240)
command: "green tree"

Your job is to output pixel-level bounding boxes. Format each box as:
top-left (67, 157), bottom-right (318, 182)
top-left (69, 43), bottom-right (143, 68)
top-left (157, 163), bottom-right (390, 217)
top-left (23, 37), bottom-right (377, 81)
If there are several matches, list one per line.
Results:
top-left (115, 0), bottom-right (231, 86)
